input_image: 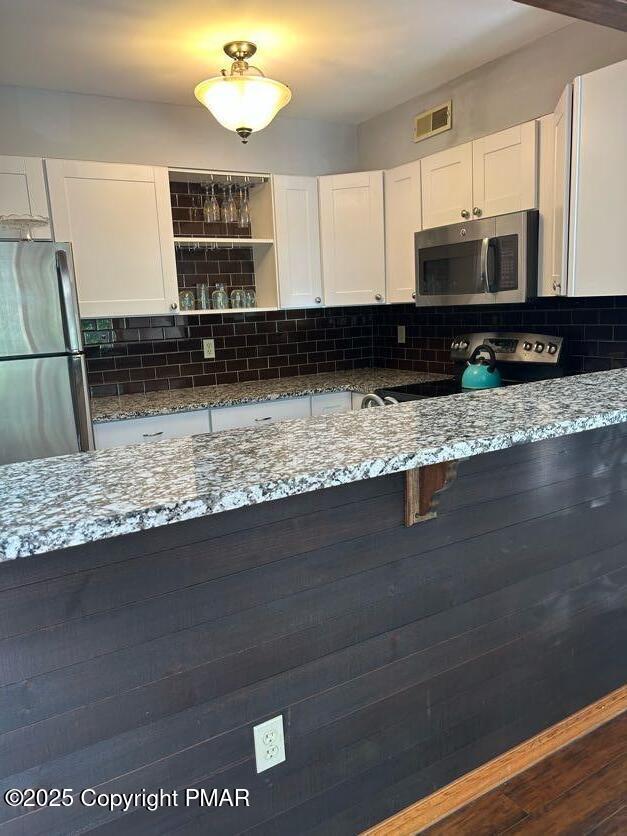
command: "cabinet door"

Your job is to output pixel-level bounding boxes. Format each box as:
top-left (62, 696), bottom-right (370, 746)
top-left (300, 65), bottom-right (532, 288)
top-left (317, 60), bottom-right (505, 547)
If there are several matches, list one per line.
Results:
top-left (568, 61), bottom-right (627, 296)
top-left (0, 156), bottom-right (51, 239)
top-left (45, 160), bottom-right (178, 317)
top-left (319, 171), bottom-right (385, 306)
top-left (384, 161), bottom-right (422, 303)
top-left (274, 175), bottom-right (323, 309)
top-left (472, 121), bottom-right (537, 219)
top-left (550, 86), bottom-right (573, 296)
top-left (420, 143), bottom-right (472, 229)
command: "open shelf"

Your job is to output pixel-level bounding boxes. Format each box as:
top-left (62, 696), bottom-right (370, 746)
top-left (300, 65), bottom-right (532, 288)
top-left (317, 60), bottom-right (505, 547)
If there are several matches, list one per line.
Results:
top-left (174, 237), bottom-right (274, 247)
top-left (174, 307), bottom-right (277, 316)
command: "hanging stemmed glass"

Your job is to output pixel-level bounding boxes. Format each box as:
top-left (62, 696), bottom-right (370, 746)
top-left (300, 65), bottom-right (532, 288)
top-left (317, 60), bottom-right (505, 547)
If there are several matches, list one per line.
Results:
top-left (226, 184), bottom-right (238, 224)
top-left (204, 179), bottom-right (221, 223)
top-left (238, 184), bottom-right (250, 229)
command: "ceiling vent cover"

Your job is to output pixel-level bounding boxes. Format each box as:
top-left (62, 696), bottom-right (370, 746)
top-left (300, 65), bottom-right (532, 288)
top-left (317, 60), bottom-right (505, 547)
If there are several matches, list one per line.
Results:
top-left (413, 100), bottom-right (452, 143)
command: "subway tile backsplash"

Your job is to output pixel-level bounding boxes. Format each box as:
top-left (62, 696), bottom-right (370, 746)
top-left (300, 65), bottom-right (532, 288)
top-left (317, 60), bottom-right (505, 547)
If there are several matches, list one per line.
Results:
top-left (83, 309), bottom-right (375, 397)
top-left (84, 296), bottom-right (627, 398)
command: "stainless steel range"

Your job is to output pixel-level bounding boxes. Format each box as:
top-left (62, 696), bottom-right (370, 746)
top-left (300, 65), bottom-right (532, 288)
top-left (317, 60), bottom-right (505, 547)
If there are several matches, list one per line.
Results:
top-left (362, 332), bottom-right (564, 407)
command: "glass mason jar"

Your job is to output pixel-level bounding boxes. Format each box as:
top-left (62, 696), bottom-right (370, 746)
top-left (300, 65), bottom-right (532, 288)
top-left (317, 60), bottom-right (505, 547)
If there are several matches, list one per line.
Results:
top-left (211, 283), bottom-right (229, 309)
top-left (244, 288), bottom-right (257, 308)
top-left (178, 289), bottom-right (196, 311)
top-left (230, 287), bottom-right (246, 309)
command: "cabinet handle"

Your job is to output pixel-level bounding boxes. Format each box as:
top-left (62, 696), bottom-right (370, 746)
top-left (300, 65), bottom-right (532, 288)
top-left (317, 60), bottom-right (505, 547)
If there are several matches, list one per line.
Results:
top-left (375, 293), bottom-right (383, 301)
top-left (170, 302), bottom-right (178, 310)
top-left (315, 297), bottom-right (322, 303)
top-left (142, 430), bottom-right (164, 437)
top-left (254, 416), bottom-right (273, 422)
top-left (552, 280), bottom-right (561, 294)
top-left (461, 209), bottom-right (470, 219)
top-left (472, 207), bottom-right (482, 217)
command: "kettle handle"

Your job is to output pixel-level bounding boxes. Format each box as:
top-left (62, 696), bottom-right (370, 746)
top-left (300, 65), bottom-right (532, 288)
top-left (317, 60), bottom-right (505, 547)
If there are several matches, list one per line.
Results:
top-left (468, 344), bottom-right (497, 372)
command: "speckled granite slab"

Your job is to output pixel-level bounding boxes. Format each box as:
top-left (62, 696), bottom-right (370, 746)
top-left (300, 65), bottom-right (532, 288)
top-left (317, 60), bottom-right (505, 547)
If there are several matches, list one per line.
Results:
top-left (90, 369), bottom-right (450, 422)
top-left (1, 369), bottom-right (626, 560)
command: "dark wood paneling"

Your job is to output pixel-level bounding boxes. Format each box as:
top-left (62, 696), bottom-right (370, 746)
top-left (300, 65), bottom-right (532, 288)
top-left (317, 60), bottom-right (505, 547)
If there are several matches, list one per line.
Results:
top-left (514, 0), bottom-right (627, 32)
top-left (0, 425), bottom-right (625, 835)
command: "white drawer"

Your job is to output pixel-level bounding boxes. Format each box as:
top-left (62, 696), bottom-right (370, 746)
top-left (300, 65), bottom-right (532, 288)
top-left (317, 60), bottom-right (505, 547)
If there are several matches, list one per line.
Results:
top-left (93, 410), bottom-right (210, 449)
top-left (210, 396), bottom-right (311, 432)
top-left (311, 391), bottom-right (352, 416)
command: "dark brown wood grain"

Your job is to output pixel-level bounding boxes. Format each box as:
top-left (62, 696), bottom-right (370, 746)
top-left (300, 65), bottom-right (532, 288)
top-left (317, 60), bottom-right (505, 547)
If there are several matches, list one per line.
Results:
top-left (0, 424), bottom-right (624, 835)
top-left (513, 0), bottom-right (627, 31)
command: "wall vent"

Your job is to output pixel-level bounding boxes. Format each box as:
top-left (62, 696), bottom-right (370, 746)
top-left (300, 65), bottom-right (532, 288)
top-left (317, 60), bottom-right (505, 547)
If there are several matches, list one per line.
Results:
top-left (413, 100), bottom-right (452, 143)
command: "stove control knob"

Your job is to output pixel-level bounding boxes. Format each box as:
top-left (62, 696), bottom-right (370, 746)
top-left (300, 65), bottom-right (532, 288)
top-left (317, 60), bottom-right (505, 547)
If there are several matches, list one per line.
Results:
top-left (452, 341), bottom-right (459, 350)
top-left (547, 343), bottom-right (558, 355)
top-left (523, 341), bottom-right (533, 351)
top-left (459, 340), bottom-right (469, 350)
top-left (534, 342), bottom-right (545, 353)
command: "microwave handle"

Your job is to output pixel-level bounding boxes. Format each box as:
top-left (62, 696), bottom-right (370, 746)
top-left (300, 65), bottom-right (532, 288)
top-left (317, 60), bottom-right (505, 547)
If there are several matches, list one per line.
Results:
top-left (480, 237), bottom-right (494, 294)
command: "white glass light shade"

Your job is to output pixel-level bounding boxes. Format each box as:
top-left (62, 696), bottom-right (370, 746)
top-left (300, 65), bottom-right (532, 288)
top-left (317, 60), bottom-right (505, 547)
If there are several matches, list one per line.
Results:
top-left (194, 74), bottom-right (291, 134)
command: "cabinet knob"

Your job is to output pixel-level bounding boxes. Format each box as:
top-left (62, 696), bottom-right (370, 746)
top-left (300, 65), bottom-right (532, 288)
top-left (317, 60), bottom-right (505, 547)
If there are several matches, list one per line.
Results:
top-left (170, 302), bottom-right (178, 310)
top-left (411, 292), bottom-right (416, 300)
top-left (472, 207), bottom-right (482, 217)
top-left (375, 293), bottom-right (383, 301)
top-left (552, 280), bottom-right (561, 294)
top-left (461, 209), bottom-right (470, 219)
top-left (314, 296), bottom-right (322, 303)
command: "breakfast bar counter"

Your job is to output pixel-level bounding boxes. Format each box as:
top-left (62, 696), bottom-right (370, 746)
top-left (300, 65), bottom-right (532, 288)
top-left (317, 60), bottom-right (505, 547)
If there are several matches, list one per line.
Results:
top-left (1, 369), bottom-right (627, 559)
top-left (0, 369), bottom-right (625, 835)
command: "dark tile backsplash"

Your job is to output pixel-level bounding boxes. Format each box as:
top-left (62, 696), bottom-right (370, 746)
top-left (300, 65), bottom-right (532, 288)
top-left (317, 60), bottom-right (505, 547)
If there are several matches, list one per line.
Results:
top-left (84, 295), bottom-right (627, 398)
top-left (372, 295), bottom-right (627, 377)
top-left (83, 308), bottom-right (375, 397)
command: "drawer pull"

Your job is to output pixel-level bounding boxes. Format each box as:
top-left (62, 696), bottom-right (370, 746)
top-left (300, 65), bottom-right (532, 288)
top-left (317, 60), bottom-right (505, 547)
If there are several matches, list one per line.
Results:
top-left (142, 430), bottom-right (164, 437)
top-left (254, 416), bottom-right (273, 422)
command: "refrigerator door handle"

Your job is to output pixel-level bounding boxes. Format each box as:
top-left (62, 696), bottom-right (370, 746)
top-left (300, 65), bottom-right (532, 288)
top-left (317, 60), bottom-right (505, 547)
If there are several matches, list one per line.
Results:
top-left (56, 248), bottom-right (83, 353)
top-left (68, 354), bottom-right (94, 452)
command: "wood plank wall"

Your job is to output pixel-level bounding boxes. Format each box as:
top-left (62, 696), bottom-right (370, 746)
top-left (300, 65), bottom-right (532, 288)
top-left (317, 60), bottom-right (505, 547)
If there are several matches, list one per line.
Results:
top-left (0, 424), bottom-right (625, 835)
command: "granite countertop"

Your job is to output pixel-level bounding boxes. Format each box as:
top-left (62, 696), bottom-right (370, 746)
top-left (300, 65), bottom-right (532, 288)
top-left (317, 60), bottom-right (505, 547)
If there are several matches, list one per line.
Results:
top-left (90, 369), bottom-right (449, 422)
top-left (1, 369), bottom-right (626, 560)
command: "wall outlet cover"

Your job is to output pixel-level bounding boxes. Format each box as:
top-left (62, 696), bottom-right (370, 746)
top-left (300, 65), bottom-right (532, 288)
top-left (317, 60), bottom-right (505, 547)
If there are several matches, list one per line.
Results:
top-left (397, 325), bottom-right (406, 345)
top-left (253, 715), bottom-right (286, 773)
top-left (203, 338), bottom-right (216, 360)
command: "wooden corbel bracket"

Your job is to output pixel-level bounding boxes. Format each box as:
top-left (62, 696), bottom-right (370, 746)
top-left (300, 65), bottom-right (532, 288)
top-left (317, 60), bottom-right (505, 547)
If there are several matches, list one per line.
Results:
top-left (404, 460), bottom-right (459, 526)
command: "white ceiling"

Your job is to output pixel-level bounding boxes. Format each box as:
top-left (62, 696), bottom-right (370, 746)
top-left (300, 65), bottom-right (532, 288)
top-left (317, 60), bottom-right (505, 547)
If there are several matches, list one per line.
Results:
top-left (0, 0), bottom-right (571, 123)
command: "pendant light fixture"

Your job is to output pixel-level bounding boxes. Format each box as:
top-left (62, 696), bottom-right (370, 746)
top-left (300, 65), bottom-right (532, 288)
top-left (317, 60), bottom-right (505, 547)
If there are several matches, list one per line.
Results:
top-left (194, 41), bottom-right (291, 143)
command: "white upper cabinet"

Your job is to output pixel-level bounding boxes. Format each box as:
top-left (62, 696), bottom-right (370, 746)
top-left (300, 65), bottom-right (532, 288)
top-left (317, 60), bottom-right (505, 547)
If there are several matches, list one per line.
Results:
top-left (0, 156), bottom-right (51, 239)
top-left (273, 175), bottom-right (323, 309)
top-left (45, 159), bottom-right (178, 317)
top-left (384, 160), bottom-right (422, 303)
top-left (566, 60), bottom-right (627, 297)
top-left (319, 171), bottom-right (385, 307)
top-left (421, 122), bottom-right (537, 230)
top-left (420, 143), bottom-right (473, 229)
top-left (548, 85), bottom-right (573, 296)
top-left (472, 121), bottom-right (537, 219)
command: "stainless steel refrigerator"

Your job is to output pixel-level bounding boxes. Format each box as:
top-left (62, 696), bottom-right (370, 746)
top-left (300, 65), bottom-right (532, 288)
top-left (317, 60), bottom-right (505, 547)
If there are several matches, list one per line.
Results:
top-left (0, 241), bottom-right (93, 465)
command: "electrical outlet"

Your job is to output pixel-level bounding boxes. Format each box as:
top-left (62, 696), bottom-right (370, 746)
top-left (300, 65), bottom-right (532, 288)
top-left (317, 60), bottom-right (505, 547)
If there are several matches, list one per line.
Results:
top-left (397, 325), bottom-right (406, 345)
top-left (203, 339), bottom-right (215, 360)
top-left (253, 715), bottom-right (286, 773)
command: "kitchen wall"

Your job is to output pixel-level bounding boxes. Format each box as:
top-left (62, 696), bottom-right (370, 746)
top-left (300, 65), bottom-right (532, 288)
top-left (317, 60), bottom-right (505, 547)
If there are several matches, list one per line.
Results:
top-left (84, 296), bottom-right (627, 397)
top-left (83, 309), bottom-right (374, 397)
top-left (373, 297), bottom-right (627, 377)
top-left (0, 84), bottom-right (357, 175)
top-left (358, 21), bottom-right (627, 170)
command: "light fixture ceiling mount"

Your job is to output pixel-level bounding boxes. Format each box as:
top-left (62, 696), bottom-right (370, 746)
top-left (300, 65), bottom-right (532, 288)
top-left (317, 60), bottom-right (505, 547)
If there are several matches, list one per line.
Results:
top-left (194, 41), bottom-right (291, 144)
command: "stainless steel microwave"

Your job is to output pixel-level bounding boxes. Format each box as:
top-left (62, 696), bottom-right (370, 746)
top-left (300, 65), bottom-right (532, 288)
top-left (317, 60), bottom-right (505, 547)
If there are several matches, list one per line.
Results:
top-left (414, 209), bottom-right (538, 306)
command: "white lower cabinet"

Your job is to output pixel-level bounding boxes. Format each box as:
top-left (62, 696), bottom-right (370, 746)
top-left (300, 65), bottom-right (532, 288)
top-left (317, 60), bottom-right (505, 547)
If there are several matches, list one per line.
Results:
top-left (210, 396), bottom-right (311, 432)
top-left (310, 391), bottom-right (352, 416)
top-left (94, 410), bottom-right (210, 449)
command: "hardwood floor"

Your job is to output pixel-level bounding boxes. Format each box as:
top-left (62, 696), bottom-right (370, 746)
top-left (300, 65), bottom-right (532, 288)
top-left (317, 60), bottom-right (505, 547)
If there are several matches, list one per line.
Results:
top-left (421, 713), bottom-right (627, 834)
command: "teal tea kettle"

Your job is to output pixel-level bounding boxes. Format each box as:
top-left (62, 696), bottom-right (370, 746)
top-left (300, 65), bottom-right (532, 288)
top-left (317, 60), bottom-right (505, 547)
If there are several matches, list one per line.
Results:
top-left (461, 344), bottom-right (502, 390)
